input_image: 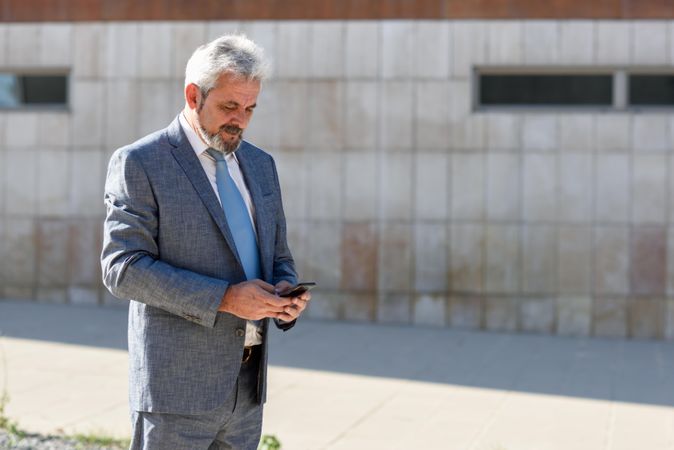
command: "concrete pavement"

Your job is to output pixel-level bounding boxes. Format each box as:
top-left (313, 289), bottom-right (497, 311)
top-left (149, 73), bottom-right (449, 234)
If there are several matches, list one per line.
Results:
top-left (1, 299), bottom-right (673, 449)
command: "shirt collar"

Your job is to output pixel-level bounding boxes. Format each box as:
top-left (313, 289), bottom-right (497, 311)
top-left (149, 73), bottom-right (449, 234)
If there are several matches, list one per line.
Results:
top-left (179, 111), bottom-right (209, 158)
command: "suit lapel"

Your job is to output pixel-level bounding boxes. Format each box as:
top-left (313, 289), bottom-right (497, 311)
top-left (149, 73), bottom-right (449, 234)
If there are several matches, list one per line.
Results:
top-left (166, 117), bottom-right (244, 271)
top-left (236, 142), bottom-right (273, 281)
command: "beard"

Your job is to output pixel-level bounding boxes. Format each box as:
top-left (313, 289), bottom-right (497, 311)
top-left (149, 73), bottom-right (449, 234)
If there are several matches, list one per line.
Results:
top-left (197, 123), bottom-right (243, 155)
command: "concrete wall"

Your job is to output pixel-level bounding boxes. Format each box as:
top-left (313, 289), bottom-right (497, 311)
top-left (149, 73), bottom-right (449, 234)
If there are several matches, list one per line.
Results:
top-left (1, 20), bottom-right (674, 339)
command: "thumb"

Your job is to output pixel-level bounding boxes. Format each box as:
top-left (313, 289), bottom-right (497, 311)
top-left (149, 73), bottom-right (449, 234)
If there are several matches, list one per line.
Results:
top-left (249, 279), bottom-right (275, 294)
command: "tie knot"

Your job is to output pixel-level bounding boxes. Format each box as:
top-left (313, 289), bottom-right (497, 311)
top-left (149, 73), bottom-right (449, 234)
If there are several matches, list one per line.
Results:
top-left (206, 148), bottom-right (225, 162)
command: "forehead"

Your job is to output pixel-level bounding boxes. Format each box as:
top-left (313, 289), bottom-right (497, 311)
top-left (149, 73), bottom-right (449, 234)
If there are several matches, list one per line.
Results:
top-left (208, 74), bottom-right (261, 105)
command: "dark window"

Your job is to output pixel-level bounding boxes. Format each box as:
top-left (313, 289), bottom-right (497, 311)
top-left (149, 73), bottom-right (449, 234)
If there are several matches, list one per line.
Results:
top-left (479, 74), bottom-right (613, 107)
top-left (0, 74), bottom-right (68, 108)
top-left (629, 75), bottom-right (674, 106)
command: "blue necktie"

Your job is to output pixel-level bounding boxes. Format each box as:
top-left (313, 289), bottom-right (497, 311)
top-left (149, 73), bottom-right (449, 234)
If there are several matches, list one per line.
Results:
top-left (207, 149), bottom-right (262, 281)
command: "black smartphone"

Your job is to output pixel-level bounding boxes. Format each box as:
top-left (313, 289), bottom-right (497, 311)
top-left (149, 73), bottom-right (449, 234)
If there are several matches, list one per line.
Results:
top-left (279, 282), bottom-right (317, 297)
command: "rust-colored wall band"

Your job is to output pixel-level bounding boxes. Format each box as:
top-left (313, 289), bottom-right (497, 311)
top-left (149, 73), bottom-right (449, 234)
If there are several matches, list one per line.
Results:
top-left (1, 0), bottom-right (673, 22)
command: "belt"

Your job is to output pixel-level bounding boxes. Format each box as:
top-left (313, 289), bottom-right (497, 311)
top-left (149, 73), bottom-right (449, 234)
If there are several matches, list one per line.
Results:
top-left (242, 345), bottom-right (259, 364)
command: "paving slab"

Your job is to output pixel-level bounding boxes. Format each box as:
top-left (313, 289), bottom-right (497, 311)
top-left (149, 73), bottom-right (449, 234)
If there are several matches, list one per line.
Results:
top-left (1, 299), bottom-right (673, 449)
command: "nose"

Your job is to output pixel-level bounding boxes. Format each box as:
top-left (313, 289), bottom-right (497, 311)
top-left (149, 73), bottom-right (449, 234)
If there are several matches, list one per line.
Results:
top-left (231, 109), bottom-right (248, 128)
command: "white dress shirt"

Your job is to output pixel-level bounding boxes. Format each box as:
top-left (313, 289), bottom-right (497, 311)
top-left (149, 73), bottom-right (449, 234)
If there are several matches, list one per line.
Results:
top-left (179, 112), bottom-right (263, 346)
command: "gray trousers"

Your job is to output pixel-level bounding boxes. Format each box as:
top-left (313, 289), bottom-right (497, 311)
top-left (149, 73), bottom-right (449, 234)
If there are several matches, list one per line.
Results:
top-left (129, 348), bottom-right (263, 450)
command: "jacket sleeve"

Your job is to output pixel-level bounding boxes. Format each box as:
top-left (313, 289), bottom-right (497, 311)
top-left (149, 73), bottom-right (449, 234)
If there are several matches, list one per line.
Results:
top-left (100, 148), bottom-right (225, 328)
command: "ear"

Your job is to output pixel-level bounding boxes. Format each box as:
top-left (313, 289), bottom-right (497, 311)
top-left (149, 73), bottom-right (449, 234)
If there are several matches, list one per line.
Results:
top-left (185, 83), bottom-right (201, 110)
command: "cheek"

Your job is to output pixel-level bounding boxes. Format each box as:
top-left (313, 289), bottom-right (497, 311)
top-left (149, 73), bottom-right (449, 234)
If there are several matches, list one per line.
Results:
top-left (199, 109), bottom-right (224, 129)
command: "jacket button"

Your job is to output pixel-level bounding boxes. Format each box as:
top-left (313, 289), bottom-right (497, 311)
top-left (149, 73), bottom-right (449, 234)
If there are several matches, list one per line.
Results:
top-left (236, 328), bottom-right (245, 337)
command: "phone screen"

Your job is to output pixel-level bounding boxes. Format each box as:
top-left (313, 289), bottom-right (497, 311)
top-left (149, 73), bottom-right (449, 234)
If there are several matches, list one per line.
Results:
top-left (279, 282), bottom-right (316, 297)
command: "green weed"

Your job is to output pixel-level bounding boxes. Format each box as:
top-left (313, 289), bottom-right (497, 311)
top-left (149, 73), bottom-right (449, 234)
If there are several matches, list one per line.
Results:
top-left (259, 434), bottom-right (282, 450)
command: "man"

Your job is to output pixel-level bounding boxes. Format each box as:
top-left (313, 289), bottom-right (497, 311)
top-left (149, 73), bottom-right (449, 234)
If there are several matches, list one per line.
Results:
top-left (101, 34), bottom-right (310, 449)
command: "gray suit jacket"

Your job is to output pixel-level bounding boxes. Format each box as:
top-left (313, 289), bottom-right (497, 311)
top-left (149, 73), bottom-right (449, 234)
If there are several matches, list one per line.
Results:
top-left (101, 116), bottom-right (297, 414)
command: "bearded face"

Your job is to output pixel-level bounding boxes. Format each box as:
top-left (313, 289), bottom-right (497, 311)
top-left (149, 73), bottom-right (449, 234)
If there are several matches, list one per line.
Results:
top-left (189, 74), bottom-right (261, 154)
top-left (197, 120), bottom-right (243, 154)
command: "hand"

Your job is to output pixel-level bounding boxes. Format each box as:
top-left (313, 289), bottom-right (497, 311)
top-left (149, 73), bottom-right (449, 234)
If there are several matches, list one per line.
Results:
top-left (218, 279), bottom-right (293, 321)
top-left (274, 280), bottom-right (311, 322)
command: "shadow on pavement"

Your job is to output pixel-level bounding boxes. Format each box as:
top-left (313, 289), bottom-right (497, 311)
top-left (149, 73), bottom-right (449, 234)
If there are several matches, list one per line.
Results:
top-left (267, 316), bottom-right (674, 408)
top-left (0, 299), bottom-right (128, 350)
top-left (2, 299), bottom-right (674, 408)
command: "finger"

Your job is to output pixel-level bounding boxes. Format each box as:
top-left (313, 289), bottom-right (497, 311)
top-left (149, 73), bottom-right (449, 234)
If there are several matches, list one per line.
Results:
top-left (276, 312), bottom-right (295, 322)
top-left (277, 308), bottom-right (298, 322)
top-left (287, 303), bottom-right (304, 318)
top-left (274, 280), bottom-right (293, 291)
top-left (281, 304), bottom-right (299, 318)
top-left (264, 304), bottom-right (289, 314)
top-left (250, 279), bottom-right (275, 293)
top-left (297, 292), bottom-right (311, 301)
top-left (292, 298), bottom-right (308, 312)
top-left (293, 303), bottom-right (307, 317)
top-left (265, 296), bottom-right (293, 308)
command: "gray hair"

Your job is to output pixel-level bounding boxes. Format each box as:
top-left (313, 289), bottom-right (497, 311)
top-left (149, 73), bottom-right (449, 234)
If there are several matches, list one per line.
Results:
top-left (184, 34), bottom-right (270, 94)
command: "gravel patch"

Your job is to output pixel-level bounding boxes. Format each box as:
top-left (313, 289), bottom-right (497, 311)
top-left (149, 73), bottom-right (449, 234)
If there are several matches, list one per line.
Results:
top-left (0, 430), bottom-right (126, 450)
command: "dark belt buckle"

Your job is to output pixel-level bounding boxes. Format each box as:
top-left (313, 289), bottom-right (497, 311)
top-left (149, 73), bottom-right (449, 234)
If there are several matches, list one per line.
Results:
top-left (242, 346), bottom-right (253, 364)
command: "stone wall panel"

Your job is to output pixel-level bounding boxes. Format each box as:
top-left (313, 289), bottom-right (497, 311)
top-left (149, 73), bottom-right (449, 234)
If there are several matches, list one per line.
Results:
top-left (2, 19), bottom-right (673, 339)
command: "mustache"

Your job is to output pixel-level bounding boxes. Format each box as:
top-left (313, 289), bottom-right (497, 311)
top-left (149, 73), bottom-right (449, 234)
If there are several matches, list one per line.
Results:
top-left (220, 124), bottom-right (243, 135)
